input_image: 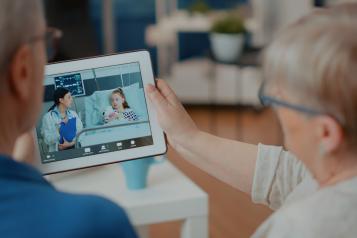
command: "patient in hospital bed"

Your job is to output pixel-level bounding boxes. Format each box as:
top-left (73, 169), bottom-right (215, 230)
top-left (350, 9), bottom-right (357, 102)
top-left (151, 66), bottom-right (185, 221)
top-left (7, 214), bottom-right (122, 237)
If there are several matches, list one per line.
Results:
top-left (78, 84), bottom-right (151, 147)
top-left (103, 88), bottom-right (138, 124)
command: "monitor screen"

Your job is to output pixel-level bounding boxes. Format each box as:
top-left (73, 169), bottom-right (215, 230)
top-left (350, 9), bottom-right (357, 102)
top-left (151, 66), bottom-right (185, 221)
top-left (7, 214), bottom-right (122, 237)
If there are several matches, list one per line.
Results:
top-left (54, 73), bottom-right (86, 97)
top-left (36, 62), bottom-right (153, 164)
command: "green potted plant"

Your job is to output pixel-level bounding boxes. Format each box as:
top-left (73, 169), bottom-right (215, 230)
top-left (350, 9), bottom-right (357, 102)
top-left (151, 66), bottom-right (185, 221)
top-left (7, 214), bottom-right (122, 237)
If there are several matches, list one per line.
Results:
top-left (210, 15), bottom-right (246, 63)
top-left (188, 0), bottom-right (211, 15)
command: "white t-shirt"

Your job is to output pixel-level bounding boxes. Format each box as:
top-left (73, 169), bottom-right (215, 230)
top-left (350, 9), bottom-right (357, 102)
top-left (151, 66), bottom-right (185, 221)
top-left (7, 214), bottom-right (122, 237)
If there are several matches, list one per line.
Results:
top-left (251, 144), bottom-right (357, 238)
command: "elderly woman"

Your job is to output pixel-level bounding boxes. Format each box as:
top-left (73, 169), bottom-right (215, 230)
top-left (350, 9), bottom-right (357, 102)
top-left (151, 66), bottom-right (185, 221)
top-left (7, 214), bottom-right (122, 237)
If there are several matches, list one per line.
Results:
top-left (146, 4), bottom-right (357, 238)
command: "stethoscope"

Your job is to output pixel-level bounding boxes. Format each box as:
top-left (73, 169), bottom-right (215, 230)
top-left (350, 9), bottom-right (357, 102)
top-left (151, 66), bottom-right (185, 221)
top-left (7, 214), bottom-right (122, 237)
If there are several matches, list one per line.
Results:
top-left (50, 109), bottom-right (70, 126)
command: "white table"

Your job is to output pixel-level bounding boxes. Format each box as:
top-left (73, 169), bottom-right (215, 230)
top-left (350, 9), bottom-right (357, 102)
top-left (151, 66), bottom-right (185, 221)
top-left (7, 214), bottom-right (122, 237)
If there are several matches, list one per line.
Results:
top-left (47, 160), bottom-right (209, 238)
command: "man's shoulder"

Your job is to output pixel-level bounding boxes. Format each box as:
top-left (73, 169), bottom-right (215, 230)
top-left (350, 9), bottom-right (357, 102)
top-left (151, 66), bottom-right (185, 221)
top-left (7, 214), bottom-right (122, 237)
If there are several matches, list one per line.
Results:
top-left (0, 181), bottom-right (137, 238)
top-left (52, 191), bottom-right (126, 221)
top-left (43, 191), bottom-right (137, 237)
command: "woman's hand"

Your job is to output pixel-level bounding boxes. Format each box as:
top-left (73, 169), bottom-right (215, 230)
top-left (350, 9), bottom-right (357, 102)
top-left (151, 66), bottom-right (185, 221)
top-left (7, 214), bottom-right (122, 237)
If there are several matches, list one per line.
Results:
top-left (58, 139), bottom-right (75, 151)
top-left (13, 131), bottom-right (36, 164)
top-left (109, 112), bottom-right (118, 119)
top-left (146, 79), bottom-right (199, 149)
top-left (147, 79), bottom-right (258, 194)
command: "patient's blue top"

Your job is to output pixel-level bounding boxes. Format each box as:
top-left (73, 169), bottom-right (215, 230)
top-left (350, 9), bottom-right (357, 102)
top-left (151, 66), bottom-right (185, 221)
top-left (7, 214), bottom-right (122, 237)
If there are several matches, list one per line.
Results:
top-left (0, 155), bottom-right (138, 238)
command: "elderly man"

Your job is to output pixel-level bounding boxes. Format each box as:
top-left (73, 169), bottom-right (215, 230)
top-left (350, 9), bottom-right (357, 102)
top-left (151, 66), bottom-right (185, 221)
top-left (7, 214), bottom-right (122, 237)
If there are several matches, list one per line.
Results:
top-left (0, 1), bottom-right (137, 237)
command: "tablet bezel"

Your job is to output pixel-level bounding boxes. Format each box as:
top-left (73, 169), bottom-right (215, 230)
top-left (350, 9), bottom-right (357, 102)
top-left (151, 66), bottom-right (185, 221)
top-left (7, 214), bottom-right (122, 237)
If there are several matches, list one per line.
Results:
top-left (34, 50), bottom-right (167, 175)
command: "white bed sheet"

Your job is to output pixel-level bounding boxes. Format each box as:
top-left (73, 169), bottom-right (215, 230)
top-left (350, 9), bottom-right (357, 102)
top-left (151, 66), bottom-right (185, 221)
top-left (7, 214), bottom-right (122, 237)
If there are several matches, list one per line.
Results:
top-left (78, 121), bottom-right (151, 147)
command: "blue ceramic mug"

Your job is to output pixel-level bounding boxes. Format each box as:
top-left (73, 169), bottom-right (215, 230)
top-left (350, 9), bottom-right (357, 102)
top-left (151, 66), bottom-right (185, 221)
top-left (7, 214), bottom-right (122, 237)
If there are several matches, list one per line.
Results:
top-left (121, 157), bottom-right (164, 190)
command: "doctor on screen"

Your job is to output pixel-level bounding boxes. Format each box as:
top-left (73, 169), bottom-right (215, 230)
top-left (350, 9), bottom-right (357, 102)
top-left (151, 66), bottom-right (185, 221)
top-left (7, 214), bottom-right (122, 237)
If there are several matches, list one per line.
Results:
top-left (41, 88), bottom-right (83, 152)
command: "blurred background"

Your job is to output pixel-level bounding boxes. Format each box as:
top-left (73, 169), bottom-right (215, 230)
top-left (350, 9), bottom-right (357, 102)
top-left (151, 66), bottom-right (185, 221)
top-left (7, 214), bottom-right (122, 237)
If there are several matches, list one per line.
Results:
top-left (44, 0), bottom-right (352, 237)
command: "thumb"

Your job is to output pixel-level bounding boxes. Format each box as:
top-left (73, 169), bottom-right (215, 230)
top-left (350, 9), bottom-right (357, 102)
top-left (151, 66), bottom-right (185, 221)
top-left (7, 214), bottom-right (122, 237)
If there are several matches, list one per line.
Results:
top-left (146, 84), bottom-right (168, 111)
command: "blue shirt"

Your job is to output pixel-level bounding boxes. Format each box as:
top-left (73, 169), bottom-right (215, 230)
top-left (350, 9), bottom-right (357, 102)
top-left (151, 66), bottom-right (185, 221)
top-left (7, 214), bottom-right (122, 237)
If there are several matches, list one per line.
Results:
top-left (0, 155), bottom-right (138, 238)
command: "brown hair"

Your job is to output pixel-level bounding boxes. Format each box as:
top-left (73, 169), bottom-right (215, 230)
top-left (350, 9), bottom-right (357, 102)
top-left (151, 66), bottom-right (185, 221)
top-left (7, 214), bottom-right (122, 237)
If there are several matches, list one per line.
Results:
top-left (111, 88), bottom-right (130, 109)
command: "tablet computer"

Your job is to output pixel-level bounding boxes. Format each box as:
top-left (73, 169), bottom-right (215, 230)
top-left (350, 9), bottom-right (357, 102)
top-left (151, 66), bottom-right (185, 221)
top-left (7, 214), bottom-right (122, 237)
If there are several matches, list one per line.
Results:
top-left (34, 51), bottom-right (167, 175)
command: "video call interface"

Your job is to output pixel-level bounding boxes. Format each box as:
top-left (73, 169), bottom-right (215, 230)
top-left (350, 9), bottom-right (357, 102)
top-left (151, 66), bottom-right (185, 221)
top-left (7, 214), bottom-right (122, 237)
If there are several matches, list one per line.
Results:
top-left (36, 62), bottom-right (153, 164)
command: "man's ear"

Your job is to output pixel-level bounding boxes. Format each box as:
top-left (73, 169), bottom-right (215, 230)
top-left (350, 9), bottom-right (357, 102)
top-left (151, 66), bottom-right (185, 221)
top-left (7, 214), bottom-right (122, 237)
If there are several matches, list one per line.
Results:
top-left (8, 44), bottom-right (33, 101)
top-left (315, 115), bottom-right (344, 154)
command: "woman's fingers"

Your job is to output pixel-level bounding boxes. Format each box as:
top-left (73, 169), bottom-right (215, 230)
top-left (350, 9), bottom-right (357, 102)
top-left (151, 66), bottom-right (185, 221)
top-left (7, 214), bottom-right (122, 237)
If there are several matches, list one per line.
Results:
top-left (146, 79), bottom-right (197, 147)
top-left (58, 144), bottom-right (64, 151)
top-left (156, 79), bottom-right (178, 106)
top-left (146, 83), bottom-right (168, 112)
top-left (146, 79), bottom-right (180, 111)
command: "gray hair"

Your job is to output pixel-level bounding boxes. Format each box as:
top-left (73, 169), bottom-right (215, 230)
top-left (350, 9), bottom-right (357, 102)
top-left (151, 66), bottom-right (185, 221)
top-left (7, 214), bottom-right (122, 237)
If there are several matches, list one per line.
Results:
top-left (0, 0), bottom-right (44, 75)
top-left (264, 4), bottom-right (357, 148)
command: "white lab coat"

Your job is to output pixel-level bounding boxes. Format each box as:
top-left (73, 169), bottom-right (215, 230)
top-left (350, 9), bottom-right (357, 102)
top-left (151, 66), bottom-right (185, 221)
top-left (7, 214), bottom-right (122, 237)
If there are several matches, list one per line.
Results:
top-left (41, 107), bottom-right (83, 152)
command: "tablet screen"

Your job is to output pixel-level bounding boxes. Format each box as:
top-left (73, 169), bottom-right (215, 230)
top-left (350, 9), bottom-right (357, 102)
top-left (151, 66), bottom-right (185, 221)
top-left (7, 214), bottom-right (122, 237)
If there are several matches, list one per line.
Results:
top-left (36, 62), bottom-right (153, 164)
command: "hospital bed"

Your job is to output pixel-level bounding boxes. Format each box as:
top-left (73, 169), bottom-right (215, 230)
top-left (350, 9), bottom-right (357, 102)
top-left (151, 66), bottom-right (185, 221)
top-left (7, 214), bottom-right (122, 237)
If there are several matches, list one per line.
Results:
top-left (76, 83), bottom-right (152, 147)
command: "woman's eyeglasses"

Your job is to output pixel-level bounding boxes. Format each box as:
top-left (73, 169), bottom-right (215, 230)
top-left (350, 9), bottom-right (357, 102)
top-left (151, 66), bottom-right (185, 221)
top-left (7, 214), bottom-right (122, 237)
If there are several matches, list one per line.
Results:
top-left (28, 27), bottom-right (63, 62)
top-left (258, 81), bottom-right (345, 128)
top-left (258, 81), bottom-right (323, 116)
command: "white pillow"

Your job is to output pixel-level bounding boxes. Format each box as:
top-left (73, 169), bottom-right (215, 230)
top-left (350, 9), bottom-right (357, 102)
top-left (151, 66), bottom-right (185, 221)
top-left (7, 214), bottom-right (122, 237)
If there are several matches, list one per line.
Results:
top-left (123, 87), bottom-right (148, 119)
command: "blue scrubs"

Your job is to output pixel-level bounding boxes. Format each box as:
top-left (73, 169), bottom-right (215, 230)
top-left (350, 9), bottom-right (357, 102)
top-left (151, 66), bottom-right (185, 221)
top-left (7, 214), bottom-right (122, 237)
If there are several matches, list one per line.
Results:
top-left (0, 155), bottom-right (138, 238)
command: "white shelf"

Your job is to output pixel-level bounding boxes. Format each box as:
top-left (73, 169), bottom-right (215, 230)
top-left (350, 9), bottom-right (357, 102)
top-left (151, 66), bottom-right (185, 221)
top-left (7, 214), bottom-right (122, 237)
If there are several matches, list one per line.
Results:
top-left (167, 58), bottom-right (262, 106)
top-left (146, 11), bottom-right (220, 46)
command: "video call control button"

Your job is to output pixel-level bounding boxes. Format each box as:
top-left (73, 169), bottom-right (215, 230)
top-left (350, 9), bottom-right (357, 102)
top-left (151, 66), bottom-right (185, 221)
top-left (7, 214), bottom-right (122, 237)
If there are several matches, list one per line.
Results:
top-left (130, 140), bottom-right (137, 148)
top-left (98, 144), bottom-right (110, 153)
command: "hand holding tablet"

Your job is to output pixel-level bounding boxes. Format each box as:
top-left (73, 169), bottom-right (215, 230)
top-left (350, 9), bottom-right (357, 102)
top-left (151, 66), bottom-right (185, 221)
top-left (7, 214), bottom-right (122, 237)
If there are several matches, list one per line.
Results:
top-left (145, 79), bottom-right (199, 149)
top-left (34, 51), bottom-right (166, 174)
